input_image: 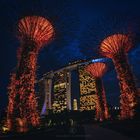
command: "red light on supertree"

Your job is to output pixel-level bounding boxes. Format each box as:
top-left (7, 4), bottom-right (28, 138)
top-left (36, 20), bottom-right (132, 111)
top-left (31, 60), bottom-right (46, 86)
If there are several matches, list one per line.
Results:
top-left (6, 16), bottom-right (54, 131)
top-left (85, 62), bottom-right (109, 121)
top-left (6, 73), bottom-right (17, 130)
top-left (100, 34), bottom-right (138, 119)
top-left (17, 16), bottom-right (54, 48)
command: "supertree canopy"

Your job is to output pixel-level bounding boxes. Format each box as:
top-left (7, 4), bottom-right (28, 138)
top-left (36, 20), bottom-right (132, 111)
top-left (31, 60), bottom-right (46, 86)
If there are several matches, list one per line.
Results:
top-left (100, 34), bottom-right (138, 119)
top-left (17, 16), bottom-right (54, 48)
top-left (6, 16), bottom-right (54, 131)
top-left (85, 62), bottom-right (109, 121)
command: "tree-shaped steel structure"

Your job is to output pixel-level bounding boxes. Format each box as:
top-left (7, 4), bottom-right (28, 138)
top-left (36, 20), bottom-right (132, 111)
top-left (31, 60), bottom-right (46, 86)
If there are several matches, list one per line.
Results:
top-left (100, 34), bottom-right (138, 119)
top-left (85, 62), bottom-right (109, 121)
top-left (6, 16), bottom-right (54, 131)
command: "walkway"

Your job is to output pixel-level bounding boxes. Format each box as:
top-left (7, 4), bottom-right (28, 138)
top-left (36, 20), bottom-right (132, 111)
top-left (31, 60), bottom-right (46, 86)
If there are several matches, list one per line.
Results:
top-left (83, 124), bottom-right (134, 140)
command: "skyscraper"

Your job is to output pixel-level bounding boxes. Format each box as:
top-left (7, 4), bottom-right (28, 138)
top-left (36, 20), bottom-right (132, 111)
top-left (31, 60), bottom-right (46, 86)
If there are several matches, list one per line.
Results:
top-left (78, 65), bottom-right (97, 111)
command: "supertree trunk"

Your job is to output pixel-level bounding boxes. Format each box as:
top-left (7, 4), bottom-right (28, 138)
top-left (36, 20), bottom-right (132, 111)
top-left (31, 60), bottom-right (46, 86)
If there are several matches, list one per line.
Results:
top-left (6, 73), bottom-right (17, 130)
top-left (112, 52), bottom-right (138, 119)
top-left (95, 78), bottom-right (109, 121)
top-left (15, 41), bottom-right (40, 127)
top-left (95, 98), bottom-right (102, 121)
top-left (101, 84), bottom-right (110, 119)
top-left (6, 41), bottom-right (40, 130)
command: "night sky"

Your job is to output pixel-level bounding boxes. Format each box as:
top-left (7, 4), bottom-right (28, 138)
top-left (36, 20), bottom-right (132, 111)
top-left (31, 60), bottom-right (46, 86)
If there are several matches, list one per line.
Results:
top-left (0, 0), bottom-right (140, 111)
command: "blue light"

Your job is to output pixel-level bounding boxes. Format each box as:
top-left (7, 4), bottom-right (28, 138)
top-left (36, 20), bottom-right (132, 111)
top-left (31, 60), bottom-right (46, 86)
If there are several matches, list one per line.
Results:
top-left (91, 58), bottom-right (109, 63)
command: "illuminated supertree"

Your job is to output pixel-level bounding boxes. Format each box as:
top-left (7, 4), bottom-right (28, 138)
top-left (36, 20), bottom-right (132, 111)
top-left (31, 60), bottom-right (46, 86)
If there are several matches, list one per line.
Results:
top-left (6, 73), bottom-right (17, 130)
top-left (6, 16), bottom-right (54, 130)
top-left (85, 62), bottom-right (109, 121)
top-left (100, 34), bottom-right (138, 119)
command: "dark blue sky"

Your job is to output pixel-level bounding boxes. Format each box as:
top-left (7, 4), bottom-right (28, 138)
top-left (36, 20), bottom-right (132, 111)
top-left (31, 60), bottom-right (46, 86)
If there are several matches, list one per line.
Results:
top-left (0, 0), bottom-right (140, 110)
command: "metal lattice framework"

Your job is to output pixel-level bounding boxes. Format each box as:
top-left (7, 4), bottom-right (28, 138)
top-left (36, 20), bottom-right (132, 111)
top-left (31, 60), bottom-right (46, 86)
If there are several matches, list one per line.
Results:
top-left (17, 16), bottom-right (54, 48)
top-left (85, 62), bottom-right (109, 121)
top-left (100, 34), bottom-right (132, 58)
top-left (100, 34), bottom-right (138, 119)
top-left (6, 16), bottom-right (54, 131)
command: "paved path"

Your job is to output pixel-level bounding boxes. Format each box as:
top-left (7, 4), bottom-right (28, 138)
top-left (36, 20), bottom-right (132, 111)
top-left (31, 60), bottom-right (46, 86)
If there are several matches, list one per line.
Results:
top-left (83, 124), bottom-right (134, 140)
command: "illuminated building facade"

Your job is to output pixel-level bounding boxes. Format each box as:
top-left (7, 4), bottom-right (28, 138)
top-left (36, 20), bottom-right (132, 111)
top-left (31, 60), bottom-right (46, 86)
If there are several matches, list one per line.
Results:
top-left (78, 65), bottom-right (98, 111)
top-left (38, 58), bottom-right (108, 115)
top-left (38, 72), bottom-right (54, 115)
top-left (40, 78), bottom-right (53, 115)
top-left (52, 71), bottom-right (71, 112)
top-left (39, 69), bottom-right (72, 114)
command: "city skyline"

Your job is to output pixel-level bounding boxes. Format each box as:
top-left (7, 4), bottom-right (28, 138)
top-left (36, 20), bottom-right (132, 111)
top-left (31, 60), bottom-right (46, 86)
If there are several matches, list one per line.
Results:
top-left (0, 0), bottom-right (140, 111)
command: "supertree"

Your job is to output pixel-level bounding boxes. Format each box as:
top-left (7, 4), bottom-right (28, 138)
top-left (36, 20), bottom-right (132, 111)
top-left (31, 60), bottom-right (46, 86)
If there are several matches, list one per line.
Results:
top-left (85, 62), bottom-right (109, 121)
top-left (5, 73), bottom-right (17, 130)
top-left (100, 34), bottom-right (139, 119)
top-left (6, 16), bottom-right (54, 131)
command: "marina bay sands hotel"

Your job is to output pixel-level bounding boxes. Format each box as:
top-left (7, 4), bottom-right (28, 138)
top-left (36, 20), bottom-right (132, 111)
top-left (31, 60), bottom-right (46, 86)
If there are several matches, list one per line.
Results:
top-left (38, 58), bottom-right (107, 115)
